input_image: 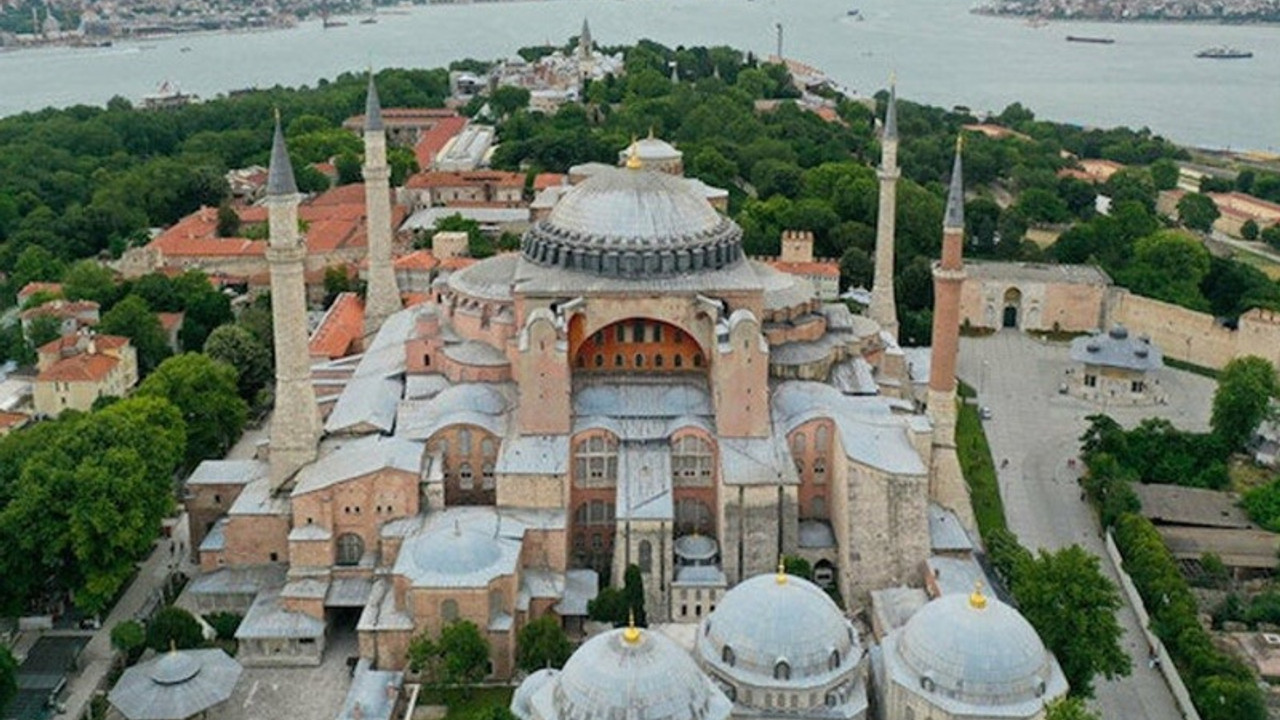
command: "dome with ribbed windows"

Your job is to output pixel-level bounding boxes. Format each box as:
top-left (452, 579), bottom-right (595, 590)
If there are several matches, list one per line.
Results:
top-left (696, 572), bottom-right (861, 683)
top-left (517, 626), bottom-right (732, 720)
top-left (520, 165), bottom-right (742, 279)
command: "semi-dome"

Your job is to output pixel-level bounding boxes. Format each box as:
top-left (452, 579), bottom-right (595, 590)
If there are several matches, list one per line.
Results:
top-left (526, 626), bottom-right (732, 720)
top-left (892, 589), bottom-right (1065, 707)
top-left (698, 572), bottom-right (860, 682)
top-left (394, 509), bottom-right (522, 588)
top-left (520, 166), bottom-right (743, 279)
top-left (511, 668), bottom-right (558, 720)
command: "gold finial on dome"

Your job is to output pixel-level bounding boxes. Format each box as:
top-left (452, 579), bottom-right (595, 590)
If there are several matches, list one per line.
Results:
top-left (626, 136), bottom-right (643, 170)
top-left (776, 558), bottom-right (788, 585)
top-left (969, 580), bottom-right (988, 610)
top-left (956, 133), bottom-right (965, 153)
top-left (622, 609), bottom-right (642, 644)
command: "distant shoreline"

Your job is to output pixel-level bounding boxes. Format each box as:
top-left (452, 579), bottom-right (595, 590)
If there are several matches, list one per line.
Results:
top-left (972, 8), bottom-right (1280, 27)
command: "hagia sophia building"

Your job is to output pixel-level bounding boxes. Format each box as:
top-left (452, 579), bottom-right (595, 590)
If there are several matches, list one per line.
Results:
top-left (183, 75), bottom-right (1070, 720)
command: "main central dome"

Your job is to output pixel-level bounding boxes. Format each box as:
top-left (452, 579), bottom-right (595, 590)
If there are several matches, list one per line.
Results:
top-left (521, 166), bottom-right (744, 279)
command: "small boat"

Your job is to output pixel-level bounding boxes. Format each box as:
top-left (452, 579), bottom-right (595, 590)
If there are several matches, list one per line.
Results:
top-left (846, 9), bottom-right (860, 16)
top-left (1066, 35), bottom-right (1115, 44)
top-left (1196, 46), bottom-right (1252, 59)
top-left (179, 46), bottom-right (192, 52)
top-left (359, 16), bottom-right (377, 23)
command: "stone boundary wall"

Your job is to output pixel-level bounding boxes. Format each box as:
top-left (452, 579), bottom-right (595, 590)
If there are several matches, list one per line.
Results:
top-left (1108, 291), bottom-right (1280, 372)
top-left (1104, 531), bottom-right (1202, 720)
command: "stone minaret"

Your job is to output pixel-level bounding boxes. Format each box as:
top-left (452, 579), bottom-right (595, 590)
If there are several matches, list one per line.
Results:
top-left (266, 115), bottom-right (321, 491)
top-left (578, 18), bottom-right (592, 59)
top-left (927, 137), bottom-right (975, 528)
top-left (869, 81), bottom-right (900, 339)
top-left (362, 73), bottom-right (402, 337)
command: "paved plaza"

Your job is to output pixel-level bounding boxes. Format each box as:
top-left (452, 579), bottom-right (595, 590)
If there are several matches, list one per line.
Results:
top-left (213, 630), bottom-right (358, 720)
top-left (958, 330), bottom-right (1215, 720)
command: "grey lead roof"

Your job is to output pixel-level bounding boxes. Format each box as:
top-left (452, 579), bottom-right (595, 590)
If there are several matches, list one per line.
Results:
top-left (944, 141), bottom-right (964, 229)
top-left (772, 381), bottom-right (927, 476)
top-left (364, 73), bottom-right (384, 132)
top-left (266, 116), bottom-right (298, 197)
top-left (107, 649), bottom-right (241, 720)
top-left (1069, 325), bottom-right (1163, 371)
top-left (291, 435), bottom-right (423, 497)
top-left (187, 459), bottom-right (264, 486)
top-left (337, 659), bottom-right (403, 720)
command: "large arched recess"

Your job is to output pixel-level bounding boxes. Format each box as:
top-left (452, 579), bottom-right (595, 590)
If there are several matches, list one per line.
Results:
top-left (571, 317), bottom-right (707, 373)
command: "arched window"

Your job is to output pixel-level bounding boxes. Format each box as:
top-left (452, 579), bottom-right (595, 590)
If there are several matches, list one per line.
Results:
top-left (574, 434), bottom-right (618, 488)
top-left (635, 353), bottom-right (645, 367)
top-left (489, 590), bottom-right (505, 620)
top-left (639, 540), bottom-right (653, 573)
top-left (693, 353), bottom-right (703, 367)
top-left (336, 533), bottom-right (364, 566)
top-left (459, 463), bottom-right (474, 490)
top-left (674, 354), bottom-right (684, 368)
top-left (614, 354), bottom-right (624, 367)
top-left (722, 645), bottom-right (736, 666)
top-left (442, 599), bottom-right (459, 623)
top-left (811, 496), bottom-right (826, 518)
top-left (481, 438), bottom-right (496, 458)
top-left (675, 498), bottom-right (713, 537)
top-left (655, 354), bottom-right (664, 368)
top-left (594, 354), bottom-right (604, 367)
top-left (671, 435), bottom-right (714, 485)
top-left (774, 660), bottom-right (791, 681)
top-left (792, 432), bottom-right (807, 455)
top-left (458, 428), bottom-right (472, 455)
top-left (815, 424), bottom-right (829, 449)
top-left (828, 649), bottom-right (841, 671)
top-left (481, 463), bottom-right (495, 490)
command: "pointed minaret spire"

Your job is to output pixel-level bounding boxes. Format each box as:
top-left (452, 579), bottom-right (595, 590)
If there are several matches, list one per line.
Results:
top-left (578, 18), bottom-right (592, 58)
top-left (925, 132), bottom-right (975, 530)
top-left (265, 111), bottom-right (320, 491)
top-left (267, 110), bottom-right (298, 197)
top-left (364, 70), bottom-right (384, 133)
top-left (944, 134), bottom-right (965, 234)
top-left (362, 71), bottom-right (403, 337)
top-left (868, 76), bottom-right (901, 339)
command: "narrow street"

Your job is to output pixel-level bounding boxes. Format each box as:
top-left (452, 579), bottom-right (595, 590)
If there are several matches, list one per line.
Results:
top-left (958, 331), bottom-right (1214, 720)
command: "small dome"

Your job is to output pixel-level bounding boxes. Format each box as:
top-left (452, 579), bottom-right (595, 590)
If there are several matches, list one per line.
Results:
top-left (511, 668), bottom-right (558, 720)
top-left (620, 136), bottom-right (683, 162)
top-left (520, 166), bottom-right (743, 279)
top-left (698, 573), bottom-right (860, 682)
top-left (674, 534), bottom-right (718, 563)
top-left (545, 627), bottom-right (731, 720)
top-left (150, 651), bottom-right (201, 685)
top-left (412, 523), bottom-right (502, 576)
top-left (1108, 325), bottom-right (1129, 340)
top-left (895, 591), bottom-right (1057, 706)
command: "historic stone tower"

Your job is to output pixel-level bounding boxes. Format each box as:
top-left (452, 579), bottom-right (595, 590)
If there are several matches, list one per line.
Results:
top-left (362, 73), bottom-right (403, 337)
top-left (927, 138), bottom-right (975, 528)
top-left (869, 81), bottom-right (900, 340)
top-left (266, 116), bottom-right (321, 490)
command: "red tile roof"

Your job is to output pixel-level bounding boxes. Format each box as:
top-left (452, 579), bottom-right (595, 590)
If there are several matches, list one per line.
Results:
top-left (533, 173), bottom-right (566, 190)
top-left (37, 353), bottom-right (120, 382)
top-left (0, 412), bottom-right (28, 431)
top-left (404, 170), bottom-right (525, 189)
top-left (414, 116), bottom-right (469, 169)
top-left (21, 299), bottom-right (99, 321)
top-left (157, 312), bottom-right (184, 332)
top-left (402, 292), bottom-right (431, 308)
top-left (38, 333), bottom-right (128, 356)
top-left (770, 260), bottom-right (841, 278)
top-left (438, 257), bottom-right (477, 272)
top-left (308, 292), bottom-right (365, 359)
top-left (395, 250), bottom-right (440, 272)
top-left (17, 282), bottom-right (63, 302)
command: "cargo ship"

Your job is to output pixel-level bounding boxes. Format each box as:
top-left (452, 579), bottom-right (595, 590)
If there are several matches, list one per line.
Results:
top-left (1196, 46), bottom-right (1253, 59)
top-left (1066, 35), bottom-right (1116, 44)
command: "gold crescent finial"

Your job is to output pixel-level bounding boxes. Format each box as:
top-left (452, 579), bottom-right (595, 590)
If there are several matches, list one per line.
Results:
top-left (626, 136), bottom-right (643, 170)
top-left (622, 609), bottom-right (641, 644)
top-left (169, 639), bottom-right (178, 654)
top-left (969, 580), bottom-right (987, 610)
top-left (776, 558), bottom-right (787, 585)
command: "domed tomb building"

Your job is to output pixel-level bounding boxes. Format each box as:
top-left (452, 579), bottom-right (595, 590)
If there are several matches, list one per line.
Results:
top-left (696, 570), bottom-right (869, 719)
top-left (192, 84), bottom-right (978, 682)
top-left (878, 586), bottom-right (1069, 720)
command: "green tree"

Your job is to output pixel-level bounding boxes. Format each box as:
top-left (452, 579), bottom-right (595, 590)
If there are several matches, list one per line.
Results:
top-left (1264, 223), bottom-right (1280, 250)
top-left (203, 611), bottom-right (242, 641)
top-left (782, 556), bottom-right (812, 579)
top-left (335, 151), bottom-right (362, 185)
top-left (1119, 231), bottom-right (1211, 310)
top-left (1150, 159), bottom-right (1179, 191)
top-left (1240, 219), bottom-right (1259, 241)
top-left (60, 259), bottom-right (117, 305)
top-left (137, 353), bottom-right (247, 468)
top-left (216, 202), bottom-right (240, 238)
top-left (438, 620), bottom-right (491, 688)
top-left (111, 619), bottom-right (146, 654)
top-left (1211, 356), bottom-right (1279, 451)
top-left (26, 314), bottom-right (62, 350)
top-left (489, 86), bottom-right (532, 119)
top-left (1011, 545), bottom-right (1131, 697)
top-left (1176, 192), bottom-right (1220, 232)
top-left (0, 646), bottom-right (15, 717)
top-left (1015, 188), bottom-right (1069, 224)
top-left (623, 564), bottom-right (647, 627)
top-left (1045, 696), bottom-right (1100, 720)
top-left (1104, 168), bottom-right (1157, 213)
top-left (10, 244), bottom-right (66, 290)
top-left (516, 615), bottom-right (572, 672)
top-left (203, 324), bottom-right (272, 403)
top-left (146, 606), bottom-right (204, 652)
top-left (838, 246), bottom-right (873, 290)
top-left (1243, 479), bottom-right (1280, 531)
top-left (99, 294), bottom-right (171, 373)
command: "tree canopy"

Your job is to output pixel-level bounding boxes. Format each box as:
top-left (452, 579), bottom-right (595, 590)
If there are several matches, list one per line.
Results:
top-left (516, 616), bottom-right (573, 672)
top-left (136, 353), bottom-right (247, 469)
top-left (1211, 356), bottom-right (1279, 451)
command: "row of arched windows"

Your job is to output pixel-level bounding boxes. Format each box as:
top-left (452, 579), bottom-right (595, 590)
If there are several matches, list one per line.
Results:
top-left (576, 352), bottom-right (704, 369)
top-left (719, 645), bottom-right (842, 675)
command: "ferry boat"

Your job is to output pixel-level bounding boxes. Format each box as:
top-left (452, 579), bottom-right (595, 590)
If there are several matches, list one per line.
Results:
top-left (1066, 35), bottom-right (1115, 44)
top-left (1196, 46), bottom-right (1253, 59)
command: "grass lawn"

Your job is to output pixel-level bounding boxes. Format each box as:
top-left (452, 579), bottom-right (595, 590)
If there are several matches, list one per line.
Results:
top-left (1229, 457), bottom-right (1277, 494)
top-left (955, 382), bottom-right (1008, 542)
top-left (417, 686), bottom-right (515, 720)
top-left (1230, 244), bottom-right (1280, 280)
